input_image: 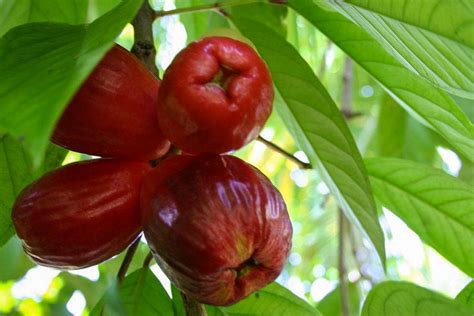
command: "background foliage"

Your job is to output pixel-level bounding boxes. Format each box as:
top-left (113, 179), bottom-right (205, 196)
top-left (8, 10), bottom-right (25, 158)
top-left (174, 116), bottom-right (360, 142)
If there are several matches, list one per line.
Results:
top-left (0, 0), bottom-right (472, 315)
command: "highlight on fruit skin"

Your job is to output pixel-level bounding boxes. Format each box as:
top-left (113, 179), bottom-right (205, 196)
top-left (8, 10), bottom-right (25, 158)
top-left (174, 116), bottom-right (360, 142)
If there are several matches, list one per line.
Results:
top-left (141, 154), bottom-right (292, 306)
top-left (52, 44), bottom-right (170, 161)
top-left (157, 36), bottom-right (274, 155)
top-left (12, 158), bottom-right (151, 269)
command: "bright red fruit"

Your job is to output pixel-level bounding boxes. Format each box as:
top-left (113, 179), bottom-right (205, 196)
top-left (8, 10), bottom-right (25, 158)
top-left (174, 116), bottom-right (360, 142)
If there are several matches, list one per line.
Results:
top-left (157, 36), bottom-right (274, 154)
top-left (12, 159), bottom-right (151, 269)
top-left (52, 44), bottom-right (170, 161)
top-left (141, 155), bottom-right (292, 306)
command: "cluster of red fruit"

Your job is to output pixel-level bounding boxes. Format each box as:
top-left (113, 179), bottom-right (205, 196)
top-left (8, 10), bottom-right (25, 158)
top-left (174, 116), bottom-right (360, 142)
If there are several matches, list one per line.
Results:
top-left (12, 37), bottom-right (292, 306)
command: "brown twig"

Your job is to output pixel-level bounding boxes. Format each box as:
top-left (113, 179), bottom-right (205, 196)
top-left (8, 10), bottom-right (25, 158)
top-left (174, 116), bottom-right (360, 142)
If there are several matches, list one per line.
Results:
top-left (318, 40), bottom-right (332, 78)
top-left (154, 0), bottom-right (267, 19)
top-left (338, 57), bottom-right (353, 316)
top-left (114, 0), bottom-right (161, 285)
top-left (338, 210), bottom-right (350, 316)
top-left (132, 0), bottom-right (159, 77)
top-left (257, 135), bottom-right (311, 169)
top-left (131, 3), bottom-right (206, 314)
top-left (181, 292), bottom-right (208, 316)
top-left (340, 57), bottom-right (362, 120)
top-left (116, 237), bottom-right (141, 283)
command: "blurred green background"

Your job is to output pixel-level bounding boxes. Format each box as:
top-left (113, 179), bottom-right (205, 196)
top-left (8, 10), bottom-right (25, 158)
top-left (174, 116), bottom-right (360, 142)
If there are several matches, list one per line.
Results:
top-left (0, 0), bottom-right (471, 315)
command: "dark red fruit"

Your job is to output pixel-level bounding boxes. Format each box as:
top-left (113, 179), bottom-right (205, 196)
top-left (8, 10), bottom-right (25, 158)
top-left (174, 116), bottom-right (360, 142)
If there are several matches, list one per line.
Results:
top-left (157, 36), bottom-right (274, 154)
top-left (12, 159), bottom-right (151, 269)
top-left (141, 155), bottom-right (292, 306)
top-left (52, 44), bottom-right (170, 161)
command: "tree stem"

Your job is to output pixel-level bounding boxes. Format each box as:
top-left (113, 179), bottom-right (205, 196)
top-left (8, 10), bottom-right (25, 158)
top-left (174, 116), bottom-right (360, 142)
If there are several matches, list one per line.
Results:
top-left (117, 238), bottom-right (141, 283)
top-left (132, 0), bottom-right (159, 77)
top-left (181, 292), bottom-right (208, 316)
top-left (257, 135), bottom-right (311, 169)
top-left (338, 210), bottom-right (350, 316)
top-left (131, 4), bottom-right (206, 314)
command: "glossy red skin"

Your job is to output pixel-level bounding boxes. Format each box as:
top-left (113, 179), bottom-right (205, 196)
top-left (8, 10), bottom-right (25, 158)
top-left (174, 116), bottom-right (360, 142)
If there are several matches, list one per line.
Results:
top-left (12, 159), bottom-right (151, 269)
top-left (141, 155), bottom-right (292, 306)
top-left (52, 45), bottom-right (170, 161)
top-left (157, 36), bottom-right (274, 154)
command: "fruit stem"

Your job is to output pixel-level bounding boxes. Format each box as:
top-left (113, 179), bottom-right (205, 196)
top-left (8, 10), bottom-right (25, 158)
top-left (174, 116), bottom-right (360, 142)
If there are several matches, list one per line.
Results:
top-left (116, 237), bottom-right (141, 283)
top-left (132, 0), bottom-right (160, 76)
top-left (257, 135), bottom-right (311, 169)
top-left (154, 0), bottom-right (281, 19)
top-left (180, 292), bottom-right (208, 316)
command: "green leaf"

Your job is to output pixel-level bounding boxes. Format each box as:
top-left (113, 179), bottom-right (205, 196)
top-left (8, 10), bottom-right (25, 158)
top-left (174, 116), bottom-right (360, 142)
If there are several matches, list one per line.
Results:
top-left (365, 157), bottom-right (474, 277)
top-left (88, 0), bottom-right (123, 21)
top-left (362, 281), bottom-right (474, 315)
top-left (0, 135), bottom-right (66, 247)
top-left (229, 3), bottom-right (288, 37)
top-left (325, 0), bottom-right (474, 99)
top-left (171, 282), bottom-right (319, 315)
top-left (90, 280), bottom-right (126, 316)
top-left (225, 283), bottom-right (319, 315)
top-left (231, 10), bottom-right (386, 267)
top-left (456, 281), bottom-right (474, 308)
top-left (92, 268), bottom-right (173, 316)
top-left (0, 0), bottom-right (142, 167)
top-left (0, 0), bottom-right (88, 37)
top-left (317, 283), bottom-right (361, 316)
top-left (0, 236), bottom-right (34, 281)
top-left (205, 282), bottom-right (320, 316)
top-left (290, 0), bottom-right (474, 162)
top-left (171, 285), bottom-right (186, 316)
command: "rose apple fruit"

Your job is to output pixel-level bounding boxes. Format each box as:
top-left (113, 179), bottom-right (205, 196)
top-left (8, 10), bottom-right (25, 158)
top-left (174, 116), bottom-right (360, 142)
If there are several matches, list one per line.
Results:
top-left (157, 36), bottom-right (274, 154)
top-left (52, 44), bottom-right (170, 161)
top-left (12, 159), bottom-right (151, 269)
top-left (141, 155), bottom-right (292, 306)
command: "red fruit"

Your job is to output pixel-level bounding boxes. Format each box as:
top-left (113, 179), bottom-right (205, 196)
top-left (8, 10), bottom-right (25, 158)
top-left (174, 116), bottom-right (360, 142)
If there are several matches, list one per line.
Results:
top-left (157, 36), bottom-right (273, 154)
top-left (141, 155), bottom-right (292, 306)
top-left (52, 44), bottom-right (170, 161)
top-left (12, 159), bottom-right (151, 269)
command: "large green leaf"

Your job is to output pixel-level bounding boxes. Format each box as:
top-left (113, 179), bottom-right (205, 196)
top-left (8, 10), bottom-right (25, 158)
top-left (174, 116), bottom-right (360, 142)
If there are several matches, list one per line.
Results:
top-left (366, 157), bottom-right (474, 277)
top-left (0, 0), bottom-right (142, 167)
top-left (456, 281), bottom-right (474, 308)
top-left (231, 9), bottom-right (386, 266)
top-left (0, 135), bottom-right (66, 246)
top-left (325, 0), bottom-right (474, 99)
top-left (317, 283), bottom-right (361, 316)
top-left (290, 0), bottom-right (474, 162)
top-left (0, 0), bottom-right (88, 37)
top-left (92, 268), bottom-right (173, 316)
top-left (362, 281), bottom-right (474, 315)
top-left (186, 283), bottom-right (321, 315)
top-left (223, 283), bottom-right (320, 315)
